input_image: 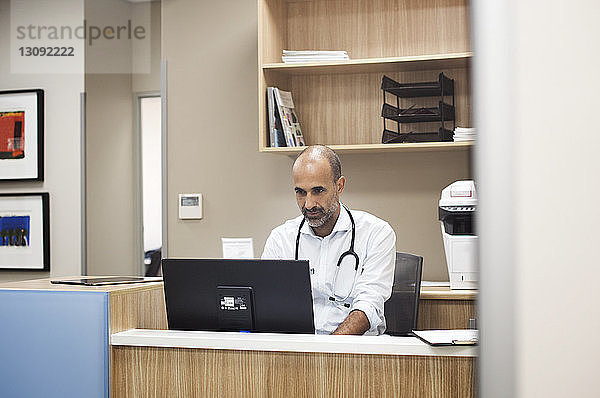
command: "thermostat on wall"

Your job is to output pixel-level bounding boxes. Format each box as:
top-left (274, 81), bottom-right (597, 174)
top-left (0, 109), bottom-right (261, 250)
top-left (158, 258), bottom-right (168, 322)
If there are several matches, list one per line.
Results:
top-left (179, 193), bottom-right (203, 219)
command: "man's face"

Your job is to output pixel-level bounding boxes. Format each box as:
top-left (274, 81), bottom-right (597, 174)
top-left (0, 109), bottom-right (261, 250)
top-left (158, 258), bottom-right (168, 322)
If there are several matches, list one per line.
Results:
top-left (292, 157), bottom-right (344, 228)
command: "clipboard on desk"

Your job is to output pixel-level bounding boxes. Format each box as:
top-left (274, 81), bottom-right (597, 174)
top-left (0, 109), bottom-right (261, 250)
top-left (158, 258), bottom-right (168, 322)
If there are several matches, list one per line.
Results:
top-left (412, 329), bottom-right (479, 346)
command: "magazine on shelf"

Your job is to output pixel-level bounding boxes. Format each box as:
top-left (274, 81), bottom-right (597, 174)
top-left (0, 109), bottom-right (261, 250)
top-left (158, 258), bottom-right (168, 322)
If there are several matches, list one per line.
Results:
top-left (282, 56), bottom-right (349, 63)
top-left (283, 50), bottom-right (348, 56)
top-left (267, 87), bottom-right (287, 147)
top-left (273, 88), bottom-right (305, 147)
top-left (282, 50), bottom-right (349, 63)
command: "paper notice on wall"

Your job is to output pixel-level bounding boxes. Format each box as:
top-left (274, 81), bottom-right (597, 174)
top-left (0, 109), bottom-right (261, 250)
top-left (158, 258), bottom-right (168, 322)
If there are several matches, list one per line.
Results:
top-left (221, 238), bottom-right (254, 259)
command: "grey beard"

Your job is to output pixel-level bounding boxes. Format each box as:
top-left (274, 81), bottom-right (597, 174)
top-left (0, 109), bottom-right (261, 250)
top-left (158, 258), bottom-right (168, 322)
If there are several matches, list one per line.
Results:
top-left (306, 214), bottom-right (328, 228)
top-left (304, 204), bottom-right (337, 228)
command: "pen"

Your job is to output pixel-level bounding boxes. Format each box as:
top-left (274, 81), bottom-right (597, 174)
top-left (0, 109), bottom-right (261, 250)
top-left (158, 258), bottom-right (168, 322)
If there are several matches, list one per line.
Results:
top-left (452, 339), bottom-right (478, 345)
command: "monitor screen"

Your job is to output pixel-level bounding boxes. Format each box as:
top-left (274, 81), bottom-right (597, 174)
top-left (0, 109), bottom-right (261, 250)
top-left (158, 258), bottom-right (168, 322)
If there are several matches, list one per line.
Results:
top-left (162, 258), bottom-right (315, 334)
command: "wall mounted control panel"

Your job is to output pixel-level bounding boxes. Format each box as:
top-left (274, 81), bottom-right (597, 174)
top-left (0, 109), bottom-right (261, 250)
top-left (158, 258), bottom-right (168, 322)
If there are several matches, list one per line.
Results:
top-left (179, 193), bottom-right (202, 219)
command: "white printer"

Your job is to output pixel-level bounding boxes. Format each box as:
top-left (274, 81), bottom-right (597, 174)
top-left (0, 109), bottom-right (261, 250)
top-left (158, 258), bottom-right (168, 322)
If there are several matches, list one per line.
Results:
top-left (438, 180), bottom-right (478, 289)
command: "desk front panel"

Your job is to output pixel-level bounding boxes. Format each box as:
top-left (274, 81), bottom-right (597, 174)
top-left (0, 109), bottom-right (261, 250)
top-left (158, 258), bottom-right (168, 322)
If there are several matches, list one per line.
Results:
top-left (110, 286), bottom-right (167, 333)
top-left (418, 287), bottom-right (477, 330)
top-left (111, 346), bottom-right (476, 398)
top-left (418, 299), bottom-right (476, 330)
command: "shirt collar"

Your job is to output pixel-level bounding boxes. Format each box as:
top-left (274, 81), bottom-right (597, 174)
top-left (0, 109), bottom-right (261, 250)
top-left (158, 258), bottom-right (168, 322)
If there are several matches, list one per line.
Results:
top-left (299, 203), bottom-right (351, 237)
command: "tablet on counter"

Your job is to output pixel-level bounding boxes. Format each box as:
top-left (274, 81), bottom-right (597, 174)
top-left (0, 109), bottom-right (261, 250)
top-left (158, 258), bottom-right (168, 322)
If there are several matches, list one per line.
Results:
top-left (50, 276), bottom-right (162, 286)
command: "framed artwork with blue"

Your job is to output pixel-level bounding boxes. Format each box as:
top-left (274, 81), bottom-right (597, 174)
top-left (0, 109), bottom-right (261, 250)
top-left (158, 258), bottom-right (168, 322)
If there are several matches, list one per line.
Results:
top-left (0, 193), bottom-right (49, 270)
top-left (0, 89), bottom-right (44, 181)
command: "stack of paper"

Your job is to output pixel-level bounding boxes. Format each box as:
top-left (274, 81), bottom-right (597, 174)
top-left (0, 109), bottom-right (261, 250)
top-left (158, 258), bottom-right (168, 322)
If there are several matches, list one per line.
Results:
top-left (282, 50), bottom-right (349, 63)
top-left (453, 127), bottom-right (477, 142)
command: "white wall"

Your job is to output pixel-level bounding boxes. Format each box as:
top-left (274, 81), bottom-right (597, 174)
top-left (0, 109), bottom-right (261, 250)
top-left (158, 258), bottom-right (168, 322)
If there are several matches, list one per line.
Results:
top-left (0, 0), bottom-right (84, 282)
top-left (476, 0), bottom-right (600, 396)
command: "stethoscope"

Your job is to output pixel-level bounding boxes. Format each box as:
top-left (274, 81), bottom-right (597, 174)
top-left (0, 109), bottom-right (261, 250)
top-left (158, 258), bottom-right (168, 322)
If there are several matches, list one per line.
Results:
top-left (295, 204), bottom-right (360, 303)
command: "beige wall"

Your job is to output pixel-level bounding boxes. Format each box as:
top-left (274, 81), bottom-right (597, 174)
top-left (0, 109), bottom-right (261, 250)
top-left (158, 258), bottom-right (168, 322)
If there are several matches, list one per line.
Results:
top-left (132, 1), bottom-right (161, 94)
top-left (85, 73), bottom-right (136, 275)
top-left (85, 1), bottom-right (161, 276)
top-left (162, 0), bottom-right (471, 281)
top-left (0, 0), bottom-right (84, 282)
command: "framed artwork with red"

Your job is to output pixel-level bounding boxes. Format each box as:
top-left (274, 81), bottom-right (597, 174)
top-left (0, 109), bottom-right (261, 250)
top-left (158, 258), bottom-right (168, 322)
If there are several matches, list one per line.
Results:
top-left (0, 89), bottom-right (44, 181)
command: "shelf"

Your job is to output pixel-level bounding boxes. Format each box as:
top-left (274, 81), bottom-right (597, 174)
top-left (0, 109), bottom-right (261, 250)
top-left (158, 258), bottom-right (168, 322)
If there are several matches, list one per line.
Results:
top-left (262, 52), bottom-right (472, 75)
top-left (260, 142), bottom-right (473, 155)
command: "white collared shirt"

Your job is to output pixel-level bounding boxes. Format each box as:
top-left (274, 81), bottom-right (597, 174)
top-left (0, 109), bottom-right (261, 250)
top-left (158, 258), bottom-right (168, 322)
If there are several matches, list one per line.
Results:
top-left (261, 206), bottom-right (396, 335)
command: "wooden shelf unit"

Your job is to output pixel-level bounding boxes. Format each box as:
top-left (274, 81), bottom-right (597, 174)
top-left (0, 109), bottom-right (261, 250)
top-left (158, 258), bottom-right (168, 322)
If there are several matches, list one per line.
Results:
top-left (258, 0), bottom-right (472, 153)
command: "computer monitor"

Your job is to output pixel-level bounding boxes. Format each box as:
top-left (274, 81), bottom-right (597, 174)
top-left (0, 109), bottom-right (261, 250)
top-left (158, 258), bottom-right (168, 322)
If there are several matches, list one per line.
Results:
top-left (162, 258), bottom-right (315, 334)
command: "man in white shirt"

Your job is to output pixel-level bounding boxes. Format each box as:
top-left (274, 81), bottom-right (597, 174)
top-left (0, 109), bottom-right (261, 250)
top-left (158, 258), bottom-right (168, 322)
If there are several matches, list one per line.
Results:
top-left (262, 145), bottom-right (396, 335)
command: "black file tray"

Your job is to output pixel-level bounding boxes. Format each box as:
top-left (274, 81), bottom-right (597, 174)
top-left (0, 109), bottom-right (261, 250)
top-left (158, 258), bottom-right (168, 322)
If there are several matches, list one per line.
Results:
top-left (381, 74), bottom-right (454, 98)
top-left (382, 128), bottom-right (454, 144)
top-left (381, 73), bottom-right (455, 143)
top-left (381, 102), bottom-right (455, 124)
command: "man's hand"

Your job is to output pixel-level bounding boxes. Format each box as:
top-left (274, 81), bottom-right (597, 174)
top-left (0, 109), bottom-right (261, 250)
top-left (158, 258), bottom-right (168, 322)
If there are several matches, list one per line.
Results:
top-left (331, 309), bottom-right (370, 335)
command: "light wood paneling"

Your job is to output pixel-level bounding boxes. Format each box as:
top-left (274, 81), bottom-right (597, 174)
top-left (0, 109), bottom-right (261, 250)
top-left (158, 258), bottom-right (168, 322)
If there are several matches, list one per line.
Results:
top-left (260, 0), bottom-right (287, 64)
top-left (111, 346), bottom-right (476, 397)
top-left (263, 52), bottom-right (472, 75)
top-left (286, 0), bottom-right (470, 58)
top-left (110, 286), bottom-right (167, 333)
top-left (418, 299), bottom-right (476, 330)
top-left (261, 141), bottom-right (473, 154)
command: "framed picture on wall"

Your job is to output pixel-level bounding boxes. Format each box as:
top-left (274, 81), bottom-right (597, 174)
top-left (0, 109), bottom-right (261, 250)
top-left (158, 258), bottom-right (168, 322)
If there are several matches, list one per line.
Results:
top-left (0, 89), bottom-right (44, 181)
top-left (0, 193), bottom-right (50, 271)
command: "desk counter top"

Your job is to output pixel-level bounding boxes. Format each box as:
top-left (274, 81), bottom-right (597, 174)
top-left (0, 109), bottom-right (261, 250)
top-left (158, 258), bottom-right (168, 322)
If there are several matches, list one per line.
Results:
top-left (0, 278), bottom-right (476, 299)
top-left (111, 328), bottom-right (477, 357)
top-left (0, 277), bottom-right (163, 294)
top-left (420, 286), bottom-right (477, 300)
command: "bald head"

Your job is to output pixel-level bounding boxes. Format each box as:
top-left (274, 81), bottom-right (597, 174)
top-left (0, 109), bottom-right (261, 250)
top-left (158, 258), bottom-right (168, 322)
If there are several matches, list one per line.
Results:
top-left (293, 145), bottom-right (342, 183)
top-left (292, 145), bottom-right (345, 235)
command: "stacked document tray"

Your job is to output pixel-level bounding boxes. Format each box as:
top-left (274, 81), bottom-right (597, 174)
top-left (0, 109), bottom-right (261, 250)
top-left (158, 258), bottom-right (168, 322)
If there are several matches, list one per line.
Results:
top-left (381, 73), bottom-right (456, 143)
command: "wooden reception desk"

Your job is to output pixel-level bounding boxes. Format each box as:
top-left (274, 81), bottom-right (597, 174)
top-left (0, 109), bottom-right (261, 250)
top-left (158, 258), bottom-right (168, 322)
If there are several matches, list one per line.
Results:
top-left (111, 329), bottom-right (477, 397)
top-left (0, 278), bottom-right (166, 398)
top-left (107, 285), bottom-right (477, 397)
top-left (0, 278), bottom-right (477, 397)
top-left (0, 277), bottom-right (167, 332)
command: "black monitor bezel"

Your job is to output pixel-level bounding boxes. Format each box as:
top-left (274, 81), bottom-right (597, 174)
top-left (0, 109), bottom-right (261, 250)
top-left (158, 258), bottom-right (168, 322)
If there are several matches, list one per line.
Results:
top-left (162, 258), bottom-right (315, 334)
